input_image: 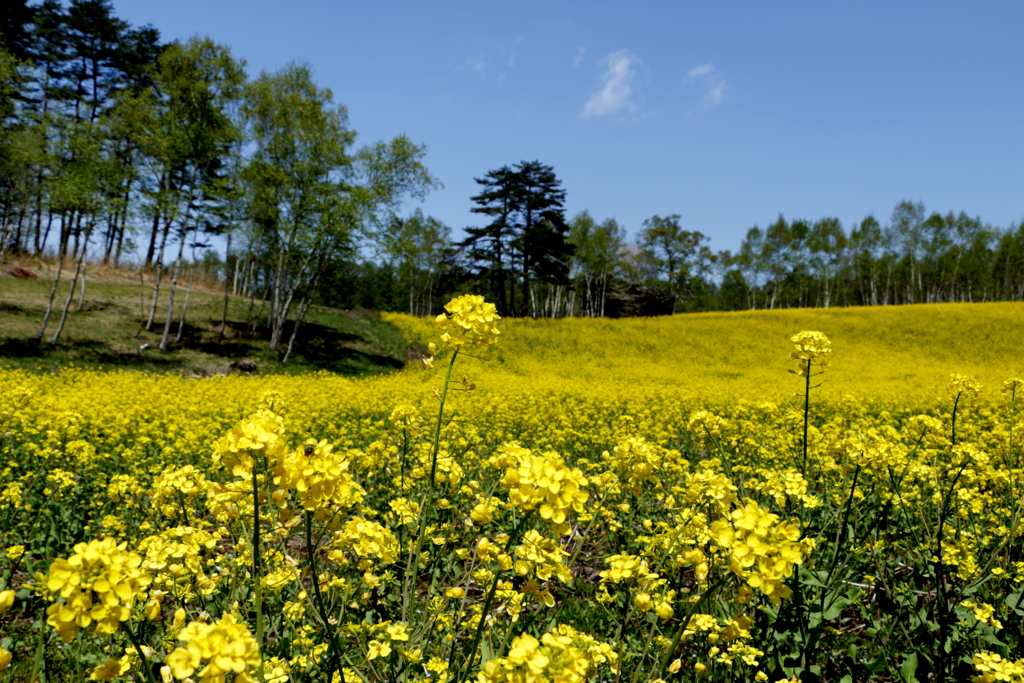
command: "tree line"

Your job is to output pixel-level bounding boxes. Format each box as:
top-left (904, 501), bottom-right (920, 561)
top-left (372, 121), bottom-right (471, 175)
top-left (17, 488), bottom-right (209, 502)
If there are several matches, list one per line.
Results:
top-left (413, 167), bottom-right (1024, 319)
top-left (289, 166), bottom-right (1024, 320)
top-left (0, 0), bottom-right (435, 358)
top-left (3, 2), bottom-right (1024, 361)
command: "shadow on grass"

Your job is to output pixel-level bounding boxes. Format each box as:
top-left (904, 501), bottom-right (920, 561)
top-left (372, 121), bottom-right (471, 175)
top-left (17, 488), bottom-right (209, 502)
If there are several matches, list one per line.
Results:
top-left (281, 320), bottom-right (404, 376)
top-left (0, 302), bottom-right (28, 314)
top-left (0, 336), bottom-right (184, 368)
top-left (0, 337), bottom-right (45, 357)
top-left (77, 300), bottom-right (133, 315)
top-left (1, 314), bottom-right (407, 377)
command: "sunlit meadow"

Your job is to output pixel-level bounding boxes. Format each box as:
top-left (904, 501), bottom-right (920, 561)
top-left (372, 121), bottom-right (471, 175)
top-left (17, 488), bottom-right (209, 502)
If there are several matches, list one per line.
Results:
top-left (1, 299), bottom-right (1023, 683)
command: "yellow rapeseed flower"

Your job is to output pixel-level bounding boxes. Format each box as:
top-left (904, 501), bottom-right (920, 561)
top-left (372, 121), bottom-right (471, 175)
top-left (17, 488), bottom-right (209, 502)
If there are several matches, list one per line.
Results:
top-left (435, 294), bottom-right (501, 348)
top-left (166, 614), bottom-right (261, 682)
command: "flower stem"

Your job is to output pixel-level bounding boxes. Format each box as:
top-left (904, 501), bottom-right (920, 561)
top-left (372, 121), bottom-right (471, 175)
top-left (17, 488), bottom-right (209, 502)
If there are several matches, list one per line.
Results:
top-left (305, 511), bottom-right (346, 683)
top-left (251, 462), bottom-right (265, 683)
top-left (404, 348), bottom-right (459, 621)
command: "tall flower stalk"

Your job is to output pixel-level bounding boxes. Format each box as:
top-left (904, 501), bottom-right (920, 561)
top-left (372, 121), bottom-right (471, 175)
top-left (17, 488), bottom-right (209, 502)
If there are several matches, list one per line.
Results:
top-left (402, 295), bottom-right (501, 620)
top-left (788, 330), bottom-right (831, 477)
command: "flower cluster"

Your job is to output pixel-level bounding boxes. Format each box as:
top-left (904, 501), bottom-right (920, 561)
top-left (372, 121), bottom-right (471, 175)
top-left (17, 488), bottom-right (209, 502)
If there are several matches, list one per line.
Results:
top-left (138, 526), bottom-right (224, 599)
top-left (605, 436), bottom-right (662, 495)
top-left (212, 409), bottom-right (287, 476)
top-left (599, 554), bottom-right (674, 619)
top-left (477, 628), bottom-right (612, 683)
top-left (435, 294), bottom-right (501, 348)
top-left (150, 465), bottom-right (209, 519)
top-left (329, 517), bottom-right (400, 568)
top-left (948, 373), bottom-right (983, 401)
top-left (500, 446), bottom-right (589, 535)
top-left (166, 614), bottom-right (261, 682)
top-left (971, 651), bottom-right (1024, 683)
top-left (274, 438), bottom-right (365, 511)
top-left (513, 529), bottom-right (571, 585)
top-left (710, 499), bottom-right (812, 604)
top-left (789, 330), bottom-right (831, 376)
top-left (45, 538), bottom-right (152, 642)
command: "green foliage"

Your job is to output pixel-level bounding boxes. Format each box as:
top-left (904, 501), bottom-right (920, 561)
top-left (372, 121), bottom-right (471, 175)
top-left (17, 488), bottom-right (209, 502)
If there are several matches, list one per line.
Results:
top-left (461, 161), bottom-right (575, 317)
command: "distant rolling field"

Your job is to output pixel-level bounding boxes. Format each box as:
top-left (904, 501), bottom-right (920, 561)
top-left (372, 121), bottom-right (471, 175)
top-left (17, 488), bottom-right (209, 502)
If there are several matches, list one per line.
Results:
top-left (385, 302), bottom-right (1024, 406)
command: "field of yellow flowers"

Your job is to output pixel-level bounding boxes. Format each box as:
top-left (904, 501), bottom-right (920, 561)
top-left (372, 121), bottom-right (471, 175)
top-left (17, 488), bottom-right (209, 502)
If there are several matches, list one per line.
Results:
top-left (1, 298), bottom-right (1023, 683)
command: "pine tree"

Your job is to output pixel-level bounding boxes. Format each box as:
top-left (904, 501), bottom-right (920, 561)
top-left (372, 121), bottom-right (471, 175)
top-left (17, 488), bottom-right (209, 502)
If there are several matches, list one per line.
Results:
top-left (461, 160), bottom-right (573, 317)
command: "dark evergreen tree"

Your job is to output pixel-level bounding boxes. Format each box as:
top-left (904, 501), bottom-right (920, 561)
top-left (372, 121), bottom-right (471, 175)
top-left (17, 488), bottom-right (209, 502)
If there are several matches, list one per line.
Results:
top-left (510, 160), bottom-right (573, 317)
top-left (461, 165), bottom-right (516, 314)
top-left (461, 160), bottom-right (573, 317)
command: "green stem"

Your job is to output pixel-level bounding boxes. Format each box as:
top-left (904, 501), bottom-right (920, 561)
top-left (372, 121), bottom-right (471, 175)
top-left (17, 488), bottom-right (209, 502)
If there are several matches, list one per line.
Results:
top-left (30, 611), bottom-right (47, 683)
top-left (250, 463), bottom-right (265, 683)
top-left (801, 364), bottom-right (812, 476)
top-left (305, 511), bottom-right (346, 683)
top-left (824, 464), bottom-right (861, 591)
top-left (176, 490), bottom-right (192, 527)
top-left (450, 515), bottom-right (528, 683)
top-left (950, 392), bottom-right (962, 447)
top-left (123, 623), bottom-right (158, 683)
top-left (404, 348), bottom-right (460, 620)
top-left (655, 575), bottom-right (728, 680)
top-left (1009, 388), bottom-right (1018, 502)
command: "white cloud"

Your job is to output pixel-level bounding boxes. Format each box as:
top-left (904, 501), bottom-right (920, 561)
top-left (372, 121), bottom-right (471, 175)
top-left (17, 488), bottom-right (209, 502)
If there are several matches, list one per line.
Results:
top-left (582, 49), bottom-right (641, 118)
top-left (686, 62), bottom-right (728, 109)
top-left (706, 80), bottom-right (726, 106)
top-left (460, 54), bottom-right (489, 79)
top-left (572, 47), bottom-right (586, 68)
top-left (687, 63), bottom-right (714, 78)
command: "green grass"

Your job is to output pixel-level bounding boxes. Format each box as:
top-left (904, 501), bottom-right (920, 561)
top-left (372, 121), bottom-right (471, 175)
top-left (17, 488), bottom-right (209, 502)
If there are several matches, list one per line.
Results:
top-left (0, 261), bottom-right (410, 376)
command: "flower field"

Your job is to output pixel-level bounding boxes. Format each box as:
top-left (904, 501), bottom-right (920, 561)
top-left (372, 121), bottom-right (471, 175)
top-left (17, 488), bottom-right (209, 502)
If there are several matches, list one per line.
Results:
top-left (1, 299), bottom-right (1023, 683)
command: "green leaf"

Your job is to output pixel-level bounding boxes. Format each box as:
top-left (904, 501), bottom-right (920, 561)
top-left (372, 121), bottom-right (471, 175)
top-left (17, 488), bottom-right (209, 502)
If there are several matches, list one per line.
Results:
top-left (1004, 591), bottom-right (1024, 615)
top-left (983, 631), bottom-right (1007, 647)
top-left (900, 652), bottom-right (919, 683)
top-left (866, 656), bottom-right (889, 674)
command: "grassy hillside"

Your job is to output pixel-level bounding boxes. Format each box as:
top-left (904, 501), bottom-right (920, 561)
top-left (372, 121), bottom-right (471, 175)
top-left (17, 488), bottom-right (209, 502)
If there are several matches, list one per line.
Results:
top-left (4, 258), bottom-right (1021, 406)
top-left (0, 258), bottom-right (408, 376)
top-left (385, 301), bottom-right (1024, 405)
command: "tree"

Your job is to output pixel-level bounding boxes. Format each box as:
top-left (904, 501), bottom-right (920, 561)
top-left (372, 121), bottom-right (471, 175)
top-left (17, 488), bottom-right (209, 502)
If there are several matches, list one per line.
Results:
top-left (849, 215), bottom-right (883, 305)
top-left (568, 211), bottom-right (624, 317)
top-left (462, 165), bottom-right (516, 314)
top-left (144, 37), bottom-right (245, 350)
top-left (509, 160), bottom-right (573, 317)
top-left (242, 63), bottom-right (436, 356)
top-left (461, 160), bottom-right (574, 317)
top-left (242, 63), bottom-right (355, 351)
top-left (888, 200), bottom-right (926, 303)
top-left (380, 209), bottom-right (451, 316)
top-left (639, 214), bottom-right (708, 312)
top-left (807, 217), bottom-right (846, 308)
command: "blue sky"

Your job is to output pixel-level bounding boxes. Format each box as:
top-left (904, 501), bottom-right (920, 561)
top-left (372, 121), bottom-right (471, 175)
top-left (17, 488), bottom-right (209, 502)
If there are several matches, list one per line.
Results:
top-left (111, 1), bottom-right (1024, 254)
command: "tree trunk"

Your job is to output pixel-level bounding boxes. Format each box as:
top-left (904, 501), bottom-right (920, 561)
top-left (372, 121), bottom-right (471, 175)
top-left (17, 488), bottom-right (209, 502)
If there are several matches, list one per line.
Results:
top-left (50, 221), bottom-right (93, 346)
top-left (40, 212), bottom-right (54, 256)
top-left (270, 246), bottom-right (315, 350)
top-left (37, 214), bottom-right (69, 340)
top-left (221, 230), bottom-right (233, 338)
top-left (159, 226), bottom-right (189, 351)
top-left (0, 210), bottom-right (12, 261)
top-left (175, 256), bottom-right (197, 344)
top-left (76, 253), bottom-right (88, 312)
top-left (146, 216), bottom-right (173, 330)
top-left (281, 294), bottom-right (313, 364)
top-left (144, 173), bottom-right (166, 267)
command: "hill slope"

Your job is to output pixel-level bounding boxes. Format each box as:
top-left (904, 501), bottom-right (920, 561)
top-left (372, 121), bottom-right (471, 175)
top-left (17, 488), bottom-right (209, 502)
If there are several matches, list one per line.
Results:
top-left (386, 302), bottom-right (1024, 404)
top-left (0, 259), bottom-right (407, 376)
